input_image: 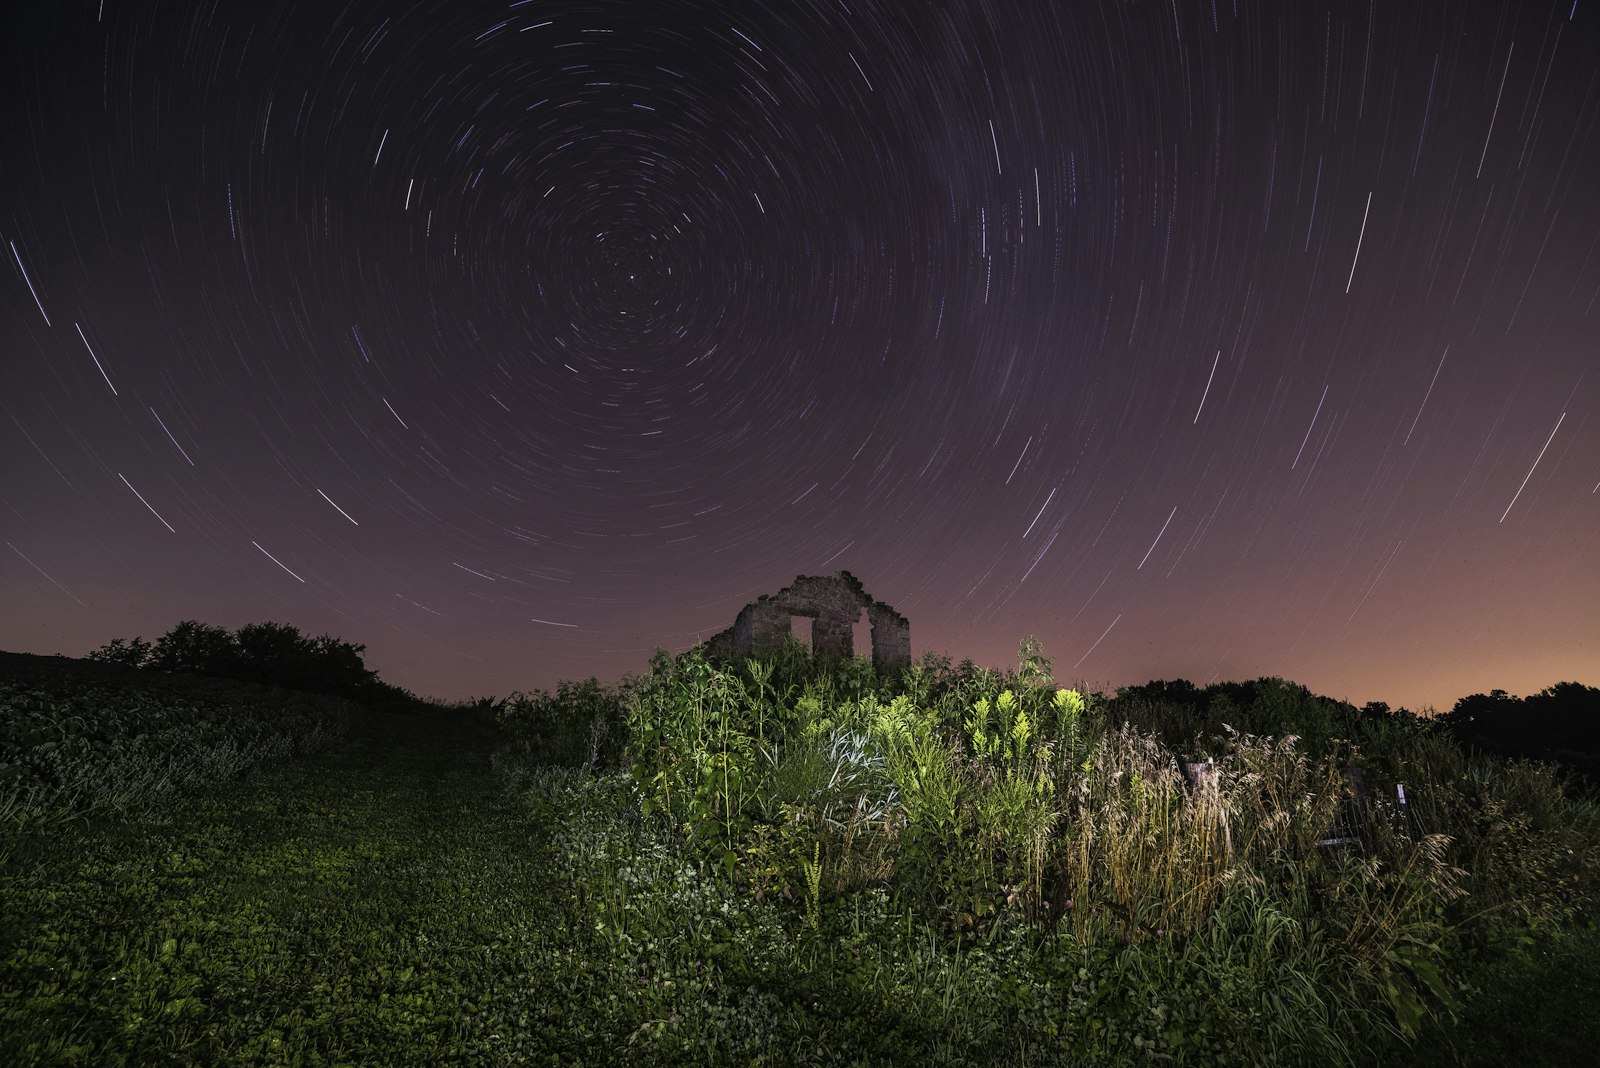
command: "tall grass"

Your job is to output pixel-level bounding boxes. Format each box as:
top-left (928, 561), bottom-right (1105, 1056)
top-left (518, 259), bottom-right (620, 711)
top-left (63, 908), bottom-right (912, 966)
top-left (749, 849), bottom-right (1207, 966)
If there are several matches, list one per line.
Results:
top-left (487, 638), bottom-right (1600, 1063)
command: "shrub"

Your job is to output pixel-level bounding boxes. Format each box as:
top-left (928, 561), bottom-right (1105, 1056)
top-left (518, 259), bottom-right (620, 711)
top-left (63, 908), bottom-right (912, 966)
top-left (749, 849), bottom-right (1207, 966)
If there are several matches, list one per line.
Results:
top-left (496, 678), bottom-right (629, 772)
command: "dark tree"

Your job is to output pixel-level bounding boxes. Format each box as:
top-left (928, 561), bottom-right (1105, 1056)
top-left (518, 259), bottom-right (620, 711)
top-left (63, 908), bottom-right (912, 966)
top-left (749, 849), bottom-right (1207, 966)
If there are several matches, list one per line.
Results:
top-left (1440, 689), bottom-right (1522, 750)
top-left (147, 620), bottom-right (240, 676)
top-left (1521, 682), bottom-right (1600, 753)
top-left (231, 621), bottom-right (380, 698)
top-left (233, 621), bottom-right (314, 687)
top-left (1441, 683), bottom-right (1600, 796)
top-left (89, 619), bottom-right (393, 705)
top-left (85, 635), bottom-right (153, 669)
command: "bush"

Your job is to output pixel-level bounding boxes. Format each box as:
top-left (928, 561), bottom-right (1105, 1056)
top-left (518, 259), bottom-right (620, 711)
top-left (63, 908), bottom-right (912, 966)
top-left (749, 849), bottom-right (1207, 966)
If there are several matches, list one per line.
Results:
top-left (496, 678), bottom-right (629, 773)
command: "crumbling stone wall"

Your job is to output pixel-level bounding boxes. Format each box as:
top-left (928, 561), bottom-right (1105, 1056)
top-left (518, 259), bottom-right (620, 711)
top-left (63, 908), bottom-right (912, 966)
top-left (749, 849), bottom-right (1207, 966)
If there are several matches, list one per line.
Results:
top-left (705, 571), bottom-right (910, 670)
top-left (867, 602), bottom-right (911, 669)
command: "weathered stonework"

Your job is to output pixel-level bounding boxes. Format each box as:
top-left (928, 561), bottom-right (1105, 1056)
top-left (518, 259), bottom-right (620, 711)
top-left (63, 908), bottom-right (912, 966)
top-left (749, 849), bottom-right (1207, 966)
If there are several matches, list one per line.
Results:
top-left (705, 571), bottom-right (910, 670)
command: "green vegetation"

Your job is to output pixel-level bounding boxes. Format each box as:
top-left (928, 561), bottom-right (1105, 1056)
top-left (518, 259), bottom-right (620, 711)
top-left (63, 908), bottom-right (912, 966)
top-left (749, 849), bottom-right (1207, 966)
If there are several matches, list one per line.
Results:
top-left (1, 698), bottom-right (572, 1065)
top-left (2, 635), bottom-right (1597, 1065)
top-left (0, 651), bottom-right (358, 843)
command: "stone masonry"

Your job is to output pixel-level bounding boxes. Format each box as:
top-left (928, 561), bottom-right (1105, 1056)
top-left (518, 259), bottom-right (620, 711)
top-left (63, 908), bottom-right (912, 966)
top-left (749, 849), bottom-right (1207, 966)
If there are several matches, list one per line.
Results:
top-left (704, 571), bottom-right (911, 670)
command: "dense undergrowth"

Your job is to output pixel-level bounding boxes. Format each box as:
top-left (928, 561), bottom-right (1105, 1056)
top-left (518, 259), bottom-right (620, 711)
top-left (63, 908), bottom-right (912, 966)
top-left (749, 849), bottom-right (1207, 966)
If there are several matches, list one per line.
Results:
top-left (491, 637), bottom-right (1600, 1064)
top-left (1, 637), bottom-right (1596, 1064)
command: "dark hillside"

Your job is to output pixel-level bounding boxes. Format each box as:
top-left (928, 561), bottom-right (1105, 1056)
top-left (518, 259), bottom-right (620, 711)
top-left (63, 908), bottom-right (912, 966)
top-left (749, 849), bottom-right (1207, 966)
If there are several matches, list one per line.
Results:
top-left (0, 649), bottom-right (374, 836)
top-left (0, 648), bottom-right (363, 711)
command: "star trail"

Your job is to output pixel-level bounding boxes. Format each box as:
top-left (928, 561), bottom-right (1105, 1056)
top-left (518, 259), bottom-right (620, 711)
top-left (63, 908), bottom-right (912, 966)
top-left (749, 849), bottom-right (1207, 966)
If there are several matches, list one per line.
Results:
top-left (3, 0), bottom-right (1596, 712)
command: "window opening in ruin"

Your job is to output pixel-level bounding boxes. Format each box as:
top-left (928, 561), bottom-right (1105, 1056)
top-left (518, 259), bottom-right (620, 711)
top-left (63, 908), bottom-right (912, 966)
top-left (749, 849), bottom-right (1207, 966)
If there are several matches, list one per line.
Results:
top-left (791, 615), bottom-right (813, 650)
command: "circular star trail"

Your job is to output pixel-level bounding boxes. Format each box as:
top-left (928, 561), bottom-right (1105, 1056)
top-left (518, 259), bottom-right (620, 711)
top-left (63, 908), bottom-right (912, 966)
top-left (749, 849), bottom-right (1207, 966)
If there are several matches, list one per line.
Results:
top-left (2, 0), bottom-right (1597, 709)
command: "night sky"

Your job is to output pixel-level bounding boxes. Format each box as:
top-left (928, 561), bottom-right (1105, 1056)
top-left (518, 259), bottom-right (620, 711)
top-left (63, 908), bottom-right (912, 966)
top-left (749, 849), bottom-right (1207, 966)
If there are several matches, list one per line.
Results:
top-left (3, 1), bottom-right (1596, 713)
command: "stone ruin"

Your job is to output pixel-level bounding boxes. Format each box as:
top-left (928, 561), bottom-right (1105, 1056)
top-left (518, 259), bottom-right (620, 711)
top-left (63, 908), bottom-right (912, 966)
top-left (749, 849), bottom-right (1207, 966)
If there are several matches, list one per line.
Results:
top-left (703, 571), bottom-right (911, 671)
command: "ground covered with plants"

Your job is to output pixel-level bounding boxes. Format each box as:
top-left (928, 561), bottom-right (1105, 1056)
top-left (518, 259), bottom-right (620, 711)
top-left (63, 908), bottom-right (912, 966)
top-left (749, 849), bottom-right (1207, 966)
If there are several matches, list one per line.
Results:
top-left (2, 639), bottom-right (1597, 1065)
top-left (0, 651), bottom-right (358, 846)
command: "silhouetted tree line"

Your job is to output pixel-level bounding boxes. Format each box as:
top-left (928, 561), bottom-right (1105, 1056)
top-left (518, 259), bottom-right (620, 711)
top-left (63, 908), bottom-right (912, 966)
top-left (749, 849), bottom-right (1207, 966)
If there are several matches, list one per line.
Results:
top-left (86, 620), bottom-right (417, 707)
top-left (1106, 676), bottom-right (1422, 762)
top-left (1438, 681), bottom-right (1600, 792)
top-left (1111, 676), bottom-right (1600, 796)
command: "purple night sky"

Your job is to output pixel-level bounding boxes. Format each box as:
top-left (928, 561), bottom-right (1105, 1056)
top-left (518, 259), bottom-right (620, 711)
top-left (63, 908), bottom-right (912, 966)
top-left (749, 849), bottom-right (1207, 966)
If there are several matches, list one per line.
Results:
top-left (3, 0), bottom-right (1596, 712)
